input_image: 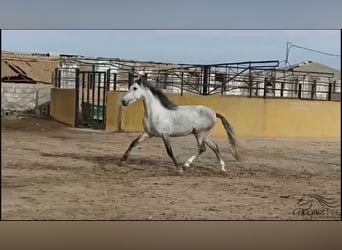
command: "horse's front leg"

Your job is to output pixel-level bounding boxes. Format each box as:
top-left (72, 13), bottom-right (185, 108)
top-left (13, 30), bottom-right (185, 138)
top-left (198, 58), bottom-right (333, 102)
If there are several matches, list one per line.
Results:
top-left (162, 136), bottom-right (183, 174)
top-left (120, 132), bottom-right (150, 165)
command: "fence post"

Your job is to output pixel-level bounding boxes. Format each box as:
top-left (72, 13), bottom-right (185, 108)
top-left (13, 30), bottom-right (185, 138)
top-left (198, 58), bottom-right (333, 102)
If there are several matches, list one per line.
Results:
top-left (311, 79), bottom-right (316, 99)
top-left (328, 82), bottom-right (332, 101)
top-left (280, 82), bottom-right (284, 97)
top-left (113, 73), bottom-right (117, 91)
top-left (128, 72), bottom-right (134, 88)
top-left (180, 71), bottom-right (184, 96)
top-left (249, 75), bottom-right (253, 97)
top-left (294, 78), bottom-right (299, 97)
top-left (106, 69), bottom-right (111, 91)
top-left (298, 84), bottom-right (302, 99)
top-left (75, 68), bottom-right (80, 127)
top-left (58, 69), bottom-right (61, 88)
top-left (255, 81), bottom-right (259, 97)
top-left (54, 68), bottom-right (58, 87)
top-left (263, 77), bottom-right (267, 98)
top-left (92, 64), bottom-right (96, 89)
top-left (221, 73), bottom-right (225, 95)
top-left (202, 65), bottom-right (209, 95)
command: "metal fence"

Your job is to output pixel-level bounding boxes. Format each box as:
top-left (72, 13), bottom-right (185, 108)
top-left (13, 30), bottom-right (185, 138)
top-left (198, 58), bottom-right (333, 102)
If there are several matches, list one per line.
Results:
top-left (54, 59), bottom-right (341, 102)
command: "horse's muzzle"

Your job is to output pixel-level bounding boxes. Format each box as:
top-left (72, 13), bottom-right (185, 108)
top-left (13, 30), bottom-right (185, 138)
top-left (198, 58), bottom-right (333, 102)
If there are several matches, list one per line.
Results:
top-left (121, 99), bottom-right (127, 106)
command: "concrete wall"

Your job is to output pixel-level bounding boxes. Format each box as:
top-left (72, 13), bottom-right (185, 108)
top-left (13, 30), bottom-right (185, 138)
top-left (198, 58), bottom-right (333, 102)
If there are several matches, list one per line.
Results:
top-left (106, 92), bottom-right (340, 139)
top-left (106, 91), bottom-right (125, 131)
top-left (50, 88), bottom-right (76, 126)
top-left (1, 82), bottom-right (51, 112)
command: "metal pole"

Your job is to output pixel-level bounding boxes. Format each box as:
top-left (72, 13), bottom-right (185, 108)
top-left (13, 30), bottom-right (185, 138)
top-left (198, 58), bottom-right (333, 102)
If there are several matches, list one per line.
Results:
top-left (256, 81), bottom-right (259, 97)
top-left (81, 72), bottom-right (85, 110)
top-left (54, 68), bottom-right (58, 87)
top-left (294, 78), bottom-right (299, 97)
top-left (103, 72), bottom-right (107, 129)
top-left (248, 61), bottom-right (252, 97)
top-left (263, 78), bottom-right (267, 98)
top-left (328, 82), bottom-right (332, 101)
top-left (249, 75), bottom-right (253, 97)
top-left (180, 70), bottom-right (184, 96)
top-left (203, 65), bottom-right (209, 95)
top-left (114, 73), bottom-right (117, 91)
top-left (58, 69), bottom-right (61, 88)
top-left (97, 73), bottom-right (101, 125)
top-left (311, 79), bottom-right (316, 99)
top-left (285, 41), bottom-right (291, 69)
top-left (75, 68), bottom-right (80, 127)
top-left (106, 69), bottom-right (111, 91)
top-left (128, 72), bottom-right (134, 88)
top-left (92, 71), bottom-right (95, 124)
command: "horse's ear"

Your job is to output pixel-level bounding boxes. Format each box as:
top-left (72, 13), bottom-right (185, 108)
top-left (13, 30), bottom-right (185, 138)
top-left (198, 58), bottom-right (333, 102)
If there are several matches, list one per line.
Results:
top-left (137, 77), bottom-right (142, 85)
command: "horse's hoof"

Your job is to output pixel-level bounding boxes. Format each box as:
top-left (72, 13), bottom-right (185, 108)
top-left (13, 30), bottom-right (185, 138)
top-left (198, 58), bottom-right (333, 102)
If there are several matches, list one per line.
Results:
top-left (177, 168), bottom-right (184, 175)
top-left (184, 162), bottom-right (190, 168)
top-left (220, 169), bottom-right (228, 176)
top-left (118, 160), bottom-right (125, 166)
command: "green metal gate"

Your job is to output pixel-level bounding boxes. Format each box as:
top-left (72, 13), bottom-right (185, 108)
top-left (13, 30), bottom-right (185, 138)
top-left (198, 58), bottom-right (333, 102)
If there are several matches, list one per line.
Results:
top-left (75, 69), bottom-right (108, 129)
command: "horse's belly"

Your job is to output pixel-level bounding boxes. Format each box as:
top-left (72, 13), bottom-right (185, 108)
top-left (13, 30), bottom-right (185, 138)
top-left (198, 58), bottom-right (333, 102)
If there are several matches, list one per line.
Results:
top-left (143, 106), bottom-right (216, 137)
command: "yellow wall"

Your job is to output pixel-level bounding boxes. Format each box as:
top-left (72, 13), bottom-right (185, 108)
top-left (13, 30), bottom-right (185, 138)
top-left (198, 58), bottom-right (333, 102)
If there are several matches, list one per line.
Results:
top-left (120, 99), bottom-right (145, 132)
top-left (106, 91), bottom-right (125, 131)
top-left (105, 91), bottom-right (341, 139)
top-left (50, 88), bottom-right (76, 126)
top-left (263, 99), bottom-right (340, 138)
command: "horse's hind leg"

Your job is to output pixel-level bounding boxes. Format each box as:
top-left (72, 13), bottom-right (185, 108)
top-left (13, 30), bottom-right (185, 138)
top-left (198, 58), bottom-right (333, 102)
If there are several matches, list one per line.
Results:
top-left (204, 137), bottom-right (226, 172)
top-left (184, 132), bottom-right (207, 169)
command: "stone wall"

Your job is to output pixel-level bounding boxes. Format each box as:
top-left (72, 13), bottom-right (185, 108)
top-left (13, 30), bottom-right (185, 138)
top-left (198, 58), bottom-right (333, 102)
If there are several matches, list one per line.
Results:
top-left (1, 82), bottom-right (51, 113)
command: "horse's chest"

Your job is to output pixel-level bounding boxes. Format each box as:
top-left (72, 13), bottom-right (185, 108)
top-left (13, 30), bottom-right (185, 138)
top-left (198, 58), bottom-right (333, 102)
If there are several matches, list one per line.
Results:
top-left (143, 117), bottom-right (160, 136)
top-left (143, 116), bottom-right (170, 136)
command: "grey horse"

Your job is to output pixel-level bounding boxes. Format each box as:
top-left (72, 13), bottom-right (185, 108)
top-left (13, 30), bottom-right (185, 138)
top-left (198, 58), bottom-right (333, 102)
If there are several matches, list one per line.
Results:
top-left (120, 78), bottom-right (241, 173)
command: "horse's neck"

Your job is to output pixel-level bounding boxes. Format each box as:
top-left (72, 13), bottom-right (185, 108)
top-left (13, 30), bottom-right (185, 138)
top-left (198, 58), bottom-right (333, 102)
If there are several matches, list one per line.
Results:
top-left (142, 90), bottom-right (165, 120)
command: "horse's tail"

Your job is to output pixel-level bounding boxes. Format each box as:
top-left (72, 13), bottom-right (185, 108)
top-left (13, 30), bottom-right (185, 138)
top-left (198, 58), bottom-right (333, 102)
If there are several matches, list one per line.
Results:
top-left (216, 113), bottom-right (241, 161)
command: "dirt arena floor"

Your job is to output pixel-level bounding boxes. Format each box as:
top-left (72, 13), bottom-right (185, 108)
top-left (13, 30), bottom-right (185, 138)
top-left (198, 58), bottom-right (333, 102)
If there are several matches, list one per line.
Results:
top-left (1, 116), bottom-right (341, 220)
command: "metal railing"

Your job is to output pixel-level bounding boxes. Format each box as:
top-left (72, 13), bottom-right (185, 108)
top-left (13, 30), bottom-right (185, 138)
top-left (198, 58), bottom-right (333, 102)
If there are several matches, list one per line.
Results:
top-left (54, 59), bottom-right (341, 102)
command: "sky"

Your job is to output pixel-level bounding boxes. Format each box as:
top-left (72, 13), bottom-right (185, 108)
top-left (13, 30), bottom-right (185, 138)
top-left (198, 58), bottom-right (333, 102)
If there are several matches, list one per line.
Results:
top-left (2, 30), bottom-right (341, 70)
top-left (1, 0), bottom-right (342, 29)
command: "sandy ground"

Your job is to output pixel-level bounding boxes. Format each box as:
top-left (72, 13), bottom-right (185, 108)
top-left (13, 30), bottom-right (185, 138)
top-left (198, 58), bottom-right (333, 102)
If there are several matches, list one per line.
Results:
top-left (1, 116), bottom-right (341, 220)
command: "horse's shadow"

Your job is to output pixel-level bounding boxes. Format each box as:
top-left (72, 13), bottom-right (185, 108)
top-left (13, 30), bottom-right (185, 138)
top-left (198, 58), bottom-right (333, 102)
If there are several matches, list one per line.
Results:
top-left (39, 151), bottom-right (234, 176)
top-left (99, 154), bottom-right (229, 176)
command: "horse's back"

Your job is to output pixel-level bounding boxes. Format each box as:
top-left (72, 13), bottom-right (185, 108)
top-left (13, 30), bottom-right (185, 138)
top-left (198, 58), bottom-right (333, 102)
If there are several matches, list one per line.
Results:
top-left (150, 105), bottom-right (216, 137)
top-left (177, 105), bottom-right (216, 130)
top-left (179, 105), bottom-right (216, 117)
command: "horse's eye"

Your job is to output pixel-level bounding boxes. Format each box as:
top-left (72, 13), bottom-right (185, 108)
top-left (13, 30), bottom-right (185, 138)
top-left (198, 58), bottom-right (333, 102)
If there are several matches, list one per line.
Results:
top-left (133, 87), bottom-right (137, 91)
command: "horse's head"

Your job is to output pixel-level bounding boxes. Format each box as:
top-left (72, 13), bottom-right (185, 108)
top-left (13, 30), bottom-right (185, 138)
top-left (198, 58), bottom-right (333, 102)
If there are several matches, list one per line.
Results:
top-left (121, 78), bottom-right (145, 107)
